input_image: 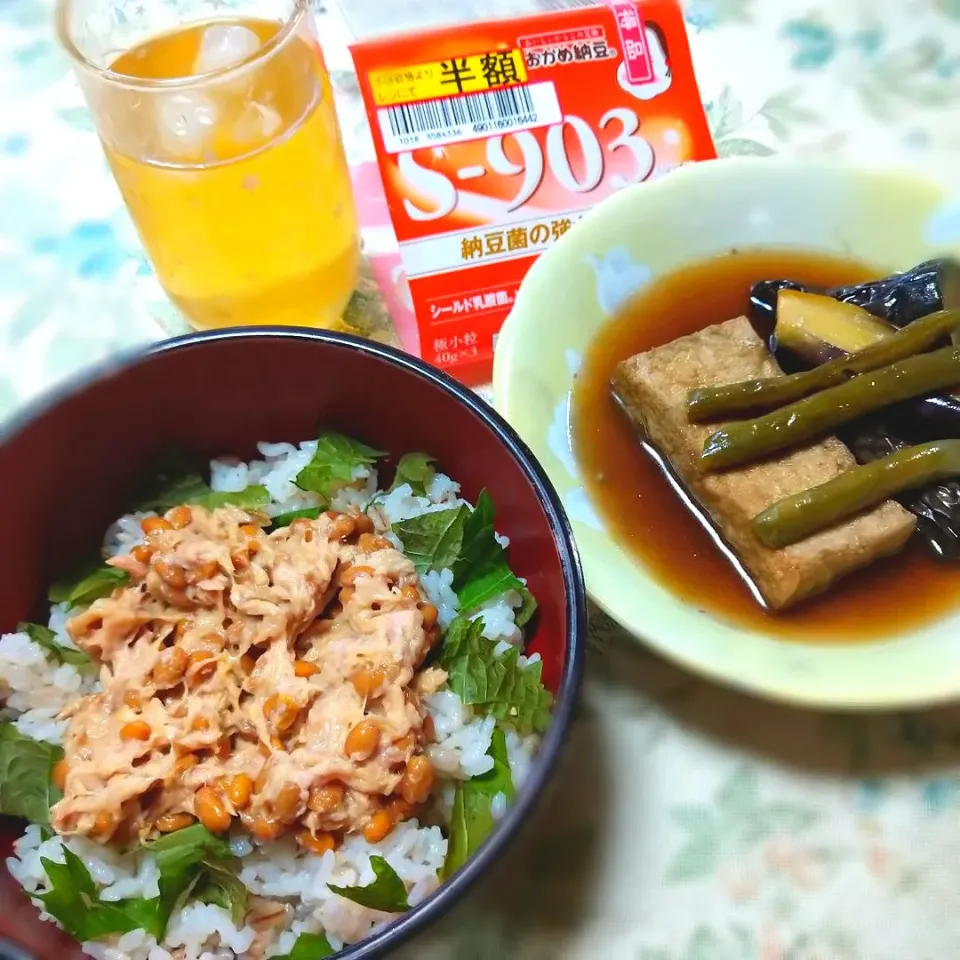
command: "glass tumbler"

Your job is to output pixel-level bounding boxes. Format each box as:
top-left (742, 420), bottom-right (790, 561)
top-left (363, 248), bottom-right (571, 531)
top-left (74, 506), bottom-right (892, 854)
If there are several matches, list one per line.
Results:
top-left (55, 0), bottom-right (361, 330)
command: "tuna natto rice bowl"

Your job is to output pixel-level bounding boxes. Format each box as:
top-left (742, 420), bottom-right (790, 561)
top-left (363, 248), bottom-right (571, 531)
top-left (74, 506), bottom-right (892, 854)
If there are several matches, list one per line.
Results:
top-left (0, 432), bottom-right (550, 959)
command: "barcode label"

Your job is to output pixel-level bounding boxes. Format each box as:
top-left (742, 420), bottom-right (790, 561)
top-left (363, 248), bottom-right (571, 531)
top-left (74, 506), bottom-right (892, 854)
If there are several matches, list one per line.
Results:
top-left (377, 81), bottom-right (562, 153)
top-left (535, 0), bottom-right (599, 8)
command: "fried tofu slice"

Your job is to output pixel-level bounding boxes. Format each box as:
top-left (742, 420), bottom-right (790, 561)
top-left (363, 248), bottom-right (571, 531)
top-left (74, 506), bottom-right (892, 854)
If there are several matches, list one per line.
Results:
top-left (611, 316), bottom-right (916, 610)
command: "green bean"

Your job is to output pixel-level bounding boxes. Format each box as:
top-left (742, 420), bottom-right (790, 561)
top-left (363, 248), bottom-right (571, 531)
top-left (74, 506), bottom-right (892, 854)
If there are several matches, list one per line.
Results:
top-left (687, 310), bottom-right (960, 423)
top-left (752, 441), bottom-right (960, 548)
top-left (700, 346), bottom-right (960, 472)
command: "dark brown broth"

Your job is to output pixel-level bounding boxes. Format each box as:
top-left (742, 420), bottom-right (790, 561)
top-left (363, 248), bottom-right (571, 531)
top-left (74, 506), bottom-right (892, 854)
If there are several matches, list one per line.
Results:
top-left (571, 248), bottom-right (960, 641)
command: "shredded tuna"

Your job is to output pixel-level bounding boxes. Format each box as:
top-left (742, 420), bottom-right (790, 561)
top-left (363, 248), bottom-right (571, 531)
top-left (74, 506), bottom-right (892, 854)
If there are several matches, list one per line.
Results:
top-left (245, 898), bottom-right (293, 960)
top-left (51, 507), bottom-right (443, 847)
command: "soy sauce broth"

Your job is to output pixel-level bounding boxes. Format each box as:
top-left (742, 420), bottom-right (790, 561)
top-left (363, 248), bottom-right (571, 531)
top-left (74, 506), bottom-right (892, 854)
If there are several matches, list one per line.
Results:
top-left (571, 249), bottom-right (960, 641)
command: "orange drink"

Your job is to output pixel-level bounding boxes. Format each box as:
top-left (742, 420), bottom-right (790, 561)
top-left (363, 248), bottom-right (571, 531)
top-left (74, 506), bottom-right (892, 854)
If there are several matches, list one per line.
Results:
top-left (56, 0), bottom-right (360, 330)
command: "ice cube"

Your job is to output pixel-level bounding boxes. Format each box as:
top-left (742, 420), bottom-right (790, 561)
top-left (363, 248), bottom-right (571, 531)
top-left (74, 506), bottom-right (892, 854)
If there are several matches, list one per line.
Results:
top-left (232, 102), bottom-right (283, 149)
top-left (194, 24), bottom-right (261, 75)
top-left (157, 91), bottom-right (218, 157)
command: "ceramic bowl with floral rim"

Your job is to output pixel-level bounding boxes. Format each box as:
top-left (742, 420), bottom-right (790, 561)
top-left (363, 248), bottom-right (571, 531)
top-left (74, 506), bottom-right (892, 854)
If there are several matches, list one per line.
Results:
top-left (493, 157), bottom-right (960, 710)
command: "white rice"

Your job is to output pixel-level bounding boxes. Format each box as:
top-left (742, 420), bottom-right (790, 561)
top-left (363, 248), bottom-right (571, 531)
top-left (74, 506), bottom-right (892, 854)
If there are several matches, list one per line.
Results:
top-left (214, 441), bottom-right (320, 513)
top-left (0, 440), bottom-right (541, 959)
top-left (471, 590), bottom-right (525, 647)
top-left (80, 906), bottom-right (252, 960)
top-left (419, 571), bottom-right (526, 648)
top-left (373, 481), bottom-right (467, 529)
top-left (48, 602), bottom-right (82, 652)
top-left (209, 441), bottom-right (381, 519)
top-left (419, 568), bottom-right (459, 631)
top-left (163, 903), bottom-right (256, 957)
top-left (0, 631), bottom-right (96, 744)
top-left (240, 820), bottom-right (445, 953)
top-left (425, 692), bottom-right (495, 780)
top-left (505, 729), bottom-right (538, 793)
top-left (103, 512), bottom-right (153, 558)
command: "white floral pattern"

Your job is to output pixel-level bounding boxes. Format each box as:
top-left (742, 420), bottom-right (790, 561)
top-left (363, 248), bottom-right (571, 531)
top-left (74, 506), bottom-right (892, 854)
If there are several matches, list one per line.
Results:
top-left (3, 1), bottom-right (960, 957)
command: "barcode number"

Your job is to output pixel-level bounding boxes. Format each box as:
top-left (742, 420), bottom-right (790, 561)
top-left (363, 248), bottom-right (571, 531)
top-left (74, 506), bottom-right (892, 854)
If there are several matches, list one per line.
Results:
top-left (377, 81), bottom-right (562, 153)
top-left (387, 85), bottom-right (535, 139)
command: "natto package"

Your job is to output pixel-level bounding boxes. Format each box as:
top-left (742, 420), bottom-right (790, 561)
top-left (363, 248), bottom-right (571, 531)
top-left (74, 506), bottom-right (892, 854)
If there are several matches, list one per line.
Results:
top-left (350, 0), bottom-right (716, 384)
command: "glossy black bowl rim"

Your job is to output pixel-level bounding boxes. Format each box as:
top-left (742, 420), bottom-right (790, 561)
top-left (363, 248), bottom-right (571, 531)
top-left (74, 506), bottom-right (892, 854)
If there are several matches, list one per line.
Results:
top-left (0, 326), bottom-right (588, 960)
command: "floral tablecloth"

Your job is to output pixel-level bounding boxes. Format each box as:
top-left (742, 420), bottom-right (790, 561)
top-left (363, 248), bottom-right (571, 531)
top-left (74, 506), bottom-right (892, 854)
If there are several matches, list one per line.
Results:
top-left (3, 1), bottom-right (960, 957)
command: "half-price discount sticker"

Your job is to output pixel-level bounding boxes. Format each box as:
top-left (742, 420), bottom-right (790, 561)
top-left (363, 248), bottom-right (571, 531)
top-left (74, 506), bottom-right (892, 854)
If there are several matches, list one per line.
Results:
top-left (368, 50), bottom-right (529, 106)
top-left (351, 0), bottom-right (716, 385)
